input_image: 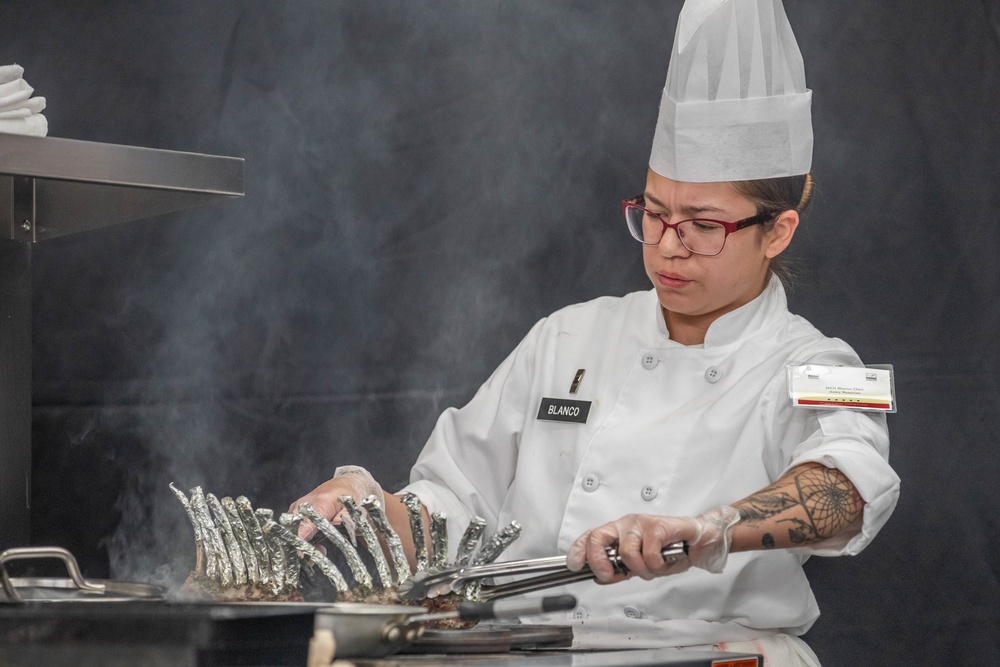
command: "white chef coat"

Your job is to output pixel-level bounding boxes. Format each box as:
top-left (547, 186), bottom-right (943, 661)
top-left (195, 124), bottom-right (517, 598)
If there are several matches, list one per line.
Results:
top-left (400, 277), bottom-right (900, 648)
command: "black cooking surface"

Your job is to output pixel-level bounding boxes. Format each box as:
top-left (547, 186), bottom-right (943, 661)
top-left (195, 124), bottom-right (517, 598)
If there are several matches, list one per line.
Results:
top-left (0, 601), bottom-right (577, 666)
top-left (0, 601), bottom-right (317, 667)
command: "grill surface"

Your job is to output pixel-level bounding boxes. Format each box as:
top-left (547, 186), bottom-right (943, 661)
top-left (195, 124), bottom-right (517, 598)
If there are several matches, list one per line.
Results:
top-left (0, 600), bottom-right (316, 667)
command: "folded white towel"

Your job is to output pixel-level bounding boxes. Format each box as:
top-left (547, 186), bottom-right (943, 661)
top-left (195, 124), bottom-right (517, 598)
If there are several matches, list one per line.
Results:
top-left (0, 114), bottom-right (48, 137)
top-left (0, 63), bottom-right (48, 137)
top-left (0, 64), bottom-right (24, 86)
top-left (0, 97), bottom-right (45, 119)
top-left (0, 78), bottom-right (33, 109)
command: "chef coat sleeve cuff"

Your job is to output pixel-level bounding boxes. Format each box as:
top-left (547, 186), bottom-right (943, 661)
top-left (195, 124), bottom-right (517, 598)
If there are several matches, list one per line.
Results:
top-left (785, 436), bottom-right (900, 557)
top-left (782, 407), bottom-right (899, 557)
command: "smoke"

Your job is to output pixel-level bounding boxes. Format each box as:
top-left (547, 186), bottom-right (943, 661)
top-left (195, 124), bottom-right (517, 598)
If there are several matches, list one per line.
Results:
top-left (9, 1), bottom-right (653, 584)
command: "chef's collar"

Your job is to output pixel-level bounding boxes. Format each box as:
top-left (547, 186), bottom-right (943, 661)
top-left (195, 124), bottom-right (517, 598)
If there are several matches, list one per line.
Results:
top-left (655, 274), bottom-right (787, 348)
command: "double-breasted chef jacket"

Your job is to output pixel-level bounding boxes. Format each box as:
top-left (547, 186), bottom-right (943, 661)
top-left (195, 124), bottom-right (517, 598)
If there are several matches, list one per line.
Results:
top-left (401, 276), bottom-right (900, 648)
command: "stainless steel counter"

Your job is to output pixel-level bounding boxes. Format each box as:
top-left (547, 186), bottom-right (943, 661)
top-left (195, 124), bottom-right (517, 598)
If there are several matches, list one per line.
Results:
top-left (0, 133), bottom-right (243, 549)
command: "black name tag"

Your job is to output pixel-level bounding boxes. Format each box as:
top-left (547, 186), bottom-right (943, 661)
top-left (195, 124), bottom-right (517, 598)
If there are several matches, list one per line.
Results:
top-left (536, 397), bottom-right (591, 424)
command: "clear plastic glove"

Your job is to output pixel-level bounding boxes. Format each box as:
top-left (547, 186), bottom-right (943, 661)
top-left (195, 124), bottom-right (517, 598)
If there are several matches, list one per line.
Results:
top-left (289, 465), bottom-right (385, 541)
top-left (566, 506), bottom-right (741, 582)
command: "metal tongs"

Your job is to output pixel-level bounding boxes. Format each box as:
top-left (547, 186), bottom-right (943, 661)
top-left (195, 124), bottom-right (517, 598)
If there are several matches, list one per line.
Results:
top-left (398, 541), bottom-right (687, 602)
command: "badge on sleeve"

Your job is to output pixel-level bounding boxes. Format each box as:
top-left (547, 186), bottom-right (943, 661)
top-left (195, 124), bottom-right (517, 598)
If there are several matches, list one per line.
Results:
top-left (787, 364), bottom-right (896, 413)
top-left (537, 397), bottom-right (592, 424)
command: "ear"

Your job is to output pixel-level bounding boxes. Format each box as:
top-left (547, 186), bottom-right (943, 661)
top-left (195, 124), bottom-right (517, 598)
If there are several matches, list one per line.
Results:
top-left (764, 210), bottom-right (799, 259)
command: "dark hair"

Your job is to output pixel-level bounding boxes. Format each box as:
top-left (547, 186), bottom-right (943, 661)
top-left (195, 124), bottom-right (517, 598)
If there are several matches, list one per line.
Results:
top-left (730, 172), bottom-right (814, 289)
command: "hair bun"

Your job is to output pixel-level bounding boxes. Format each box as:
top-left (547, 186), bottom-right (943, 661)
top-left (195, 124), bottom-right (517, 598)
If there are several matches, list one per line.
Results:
top-left (797, 172), bottom-right (814, 212)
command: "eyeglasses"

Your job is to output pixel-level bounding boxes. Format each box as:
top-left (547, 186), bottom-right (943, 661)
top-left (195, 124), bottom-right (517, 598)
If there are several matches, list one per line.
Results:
top-left (621, 198), bottom-right (777, 256)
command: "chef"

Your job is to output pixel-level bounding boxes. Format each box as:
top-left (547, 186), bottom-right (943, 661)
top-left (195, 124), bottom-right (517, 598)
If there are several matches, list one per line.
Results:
top-left (291, 1), bottom-right (900, 665)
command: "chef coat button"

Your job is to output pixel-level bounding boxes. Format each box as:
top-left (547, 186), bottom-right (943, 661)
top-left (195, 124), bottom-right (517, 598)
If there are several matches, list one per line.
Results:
top-left (572, 608), bottom-right (588, 620)
top-left (641, 353), bottom-right (658, 370)
top-left (582, 474), bottom-right (600, 492)
top-left (640, 485), bottom-right (658, 501)
top-left (623, 606), bottom-right (643, 619)
top-left (704, 366), bottom-right (723, 383)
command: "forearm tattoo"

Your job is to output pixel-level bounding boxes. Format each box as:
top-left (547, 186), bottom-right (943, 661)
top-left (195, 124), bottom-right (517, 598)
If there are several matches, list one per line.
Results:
top-left (736, 466), bottom-right (864, 548)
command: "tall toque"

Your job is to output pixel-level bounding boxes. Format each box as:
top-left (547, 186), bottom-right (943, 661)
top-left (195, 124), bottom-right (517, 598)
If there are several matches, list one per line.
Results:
top-left (649, 0), bottom-right (812, 182)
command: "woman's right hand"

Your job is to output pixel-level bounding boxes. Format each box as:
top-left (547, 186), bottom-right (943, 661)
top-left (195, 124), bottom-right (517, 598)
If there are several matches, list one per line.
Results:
top-left (288, 465), bottom-right (385, 540)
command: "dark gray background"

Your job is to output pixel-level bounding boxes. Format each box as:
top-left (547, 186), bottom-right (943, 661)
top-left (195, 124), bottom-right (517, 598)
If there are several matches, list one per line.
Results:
top-left (2, 1), bottom-right (998, 664)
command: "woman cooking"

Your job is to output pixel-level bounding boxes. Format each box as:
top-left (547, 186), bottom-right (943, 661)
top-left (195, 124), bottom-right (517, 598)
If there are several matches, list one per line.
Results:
top-left (291, 1), bottom-right (900, 665)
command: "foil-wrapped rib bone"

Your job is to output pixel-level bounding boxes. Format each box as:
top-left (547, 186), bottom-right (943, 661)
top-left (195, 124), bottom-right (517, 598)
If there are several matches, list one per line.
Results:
top-left (400, 492), bottom-right (430, 572)
top-left (430, 512), bottom-right (449, 570)
top-left (454, 516), bottom-right (487, 567)
top-left (363, 495), bottom-right (410, 584)
top-left (236, 496), bottom-right (273, 586)
top-left (169, 483), bottom-right (205, 575)
top-left (256, 508), bottom-right (285, 595)
top-left (465, 521), bottom-right (523, 601)
top-left (472, 521), bottom-right (523, 566)
top-left (262, 519), bottom-right (349, 594)
top-left (278, 513), bottom-right (302, 593)
top-left (340, 496), bottom-right (394, 589)
top-left (190, 486), bottom-right (231, 586)
top-left (207, 493), bottom-right (247, 586)
top-left (298, 503), bottom-right (374, 595)
top-left (222, 496), bottom-right (259, 586)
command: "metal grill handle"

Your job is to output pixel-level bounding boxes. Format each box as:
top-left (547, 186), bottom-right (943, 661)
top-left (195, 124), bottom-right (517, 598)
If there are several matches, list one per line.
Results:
top-left (0, 546), bottom-right (105, 602)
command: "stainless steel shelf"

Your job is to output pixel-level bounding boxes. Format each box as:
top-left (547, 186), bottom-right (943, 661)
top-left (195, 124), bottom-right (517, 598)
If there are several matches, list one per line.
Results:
top-left (0, 133), bottom-right (244, 549)
top-left (0, 133), bottom-right (244, 241)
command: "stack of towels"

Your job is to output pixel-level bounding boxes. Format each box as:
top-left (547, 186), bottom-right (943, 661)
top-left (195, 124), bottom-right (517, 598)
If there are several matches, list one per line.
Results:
top-left (0, 64), bottom-right (48, 137)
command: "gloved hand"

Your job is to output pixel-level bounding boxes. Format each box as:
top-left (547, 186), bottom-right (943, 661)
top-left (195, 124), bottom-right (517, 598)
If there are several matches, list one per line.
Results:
top-left (566, 506), bottom-right (741, 582)
top-left (289, 465), bottom-right (385, 541)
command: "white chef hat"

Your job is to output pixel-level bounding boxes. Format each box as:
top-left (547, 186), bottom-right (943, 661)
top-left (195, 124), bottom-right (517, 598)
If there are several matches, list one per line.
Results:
top-left (649, 0), bottom-right (812, 182)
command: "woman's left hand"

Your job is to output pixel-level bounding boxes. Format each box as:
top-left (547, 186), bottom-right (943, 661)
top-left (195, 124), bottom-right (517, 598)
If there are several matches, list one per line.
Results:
top-left (566, 506), bottom-right (741, 582)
